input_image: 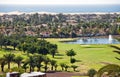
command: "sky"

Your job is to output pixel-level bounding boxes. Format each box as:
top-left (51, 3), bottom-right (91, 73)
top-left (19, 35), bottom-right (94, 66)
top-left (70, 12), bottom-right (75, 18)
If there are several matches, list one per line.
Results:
top-left (0, 0), bottom-right (120, 5)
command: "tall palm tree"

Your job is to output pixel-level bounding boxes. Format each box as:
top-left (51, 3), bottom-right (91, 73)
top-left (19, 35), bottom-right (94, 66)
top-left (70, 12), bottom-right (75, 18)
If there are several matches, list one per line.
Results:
top-left (71, 65), bottom-right (78, 71)
top-left (0, 57), bottom-right (7, 72)
top-left (4, 53), bottom-right (15, 69)
top-left (66, 49), bottom-right (76, 63)
top-left (54, 64), bottom-right (58, 71)
top-left (49, 44), bottom-right (57, 58)
top-left (60, 63), bottom-right (65, 71)
top-left (110, 45), bottom-right (120, 60)
top-left (64, 64), bottom-right (69, 71)
top-left (14, 56), bottom-right (23, 68)
top-left (43, 56), bottom-right (50, 72)
top-left (50, 60), bottom-right (56, 70)
top-left (28, 56), bottom-right (36, 72)
top-left (66, 49), bottom-right (76, 59)
top-left (34, 54), bottom-right (44, 71)
top-left (22, 62), bottom-right (29, 72)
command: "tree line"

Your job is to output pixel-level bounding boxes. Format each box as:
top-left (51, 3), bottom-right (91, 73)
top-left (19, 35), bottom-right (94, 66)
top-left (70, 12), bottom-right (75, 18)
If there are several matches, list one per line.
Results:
top-left (0, 34), bottom-right (57, 57)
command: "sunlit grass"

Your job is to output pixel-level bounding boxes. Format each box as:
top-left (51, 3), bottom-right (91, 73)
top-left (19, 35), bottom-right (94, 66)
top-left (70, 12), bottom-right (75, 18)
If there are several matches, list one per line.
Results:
top-left (0, 38), bottom-right (120, 73)
top-left (45, 38), bottom-right (120, 72)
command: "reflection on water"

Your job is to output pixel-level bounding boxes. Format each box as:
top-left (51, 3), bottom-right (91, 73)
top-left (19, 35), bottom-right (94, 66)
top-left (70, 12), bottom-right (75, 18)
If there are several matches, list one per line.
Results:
top-left (64, 38), bottom-right (120, 44)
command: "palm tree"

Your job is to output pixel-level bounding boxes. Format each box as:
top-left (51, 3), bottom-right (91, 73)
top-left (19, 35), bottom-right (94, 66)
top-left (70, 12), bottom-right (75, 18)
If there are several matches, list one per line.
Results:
top-left (49, 44), bottom-right (57, 58)
top-left (64, 64), bottom-right (69, 71)
top-left (28, 56), bottom-right (36, 72)
top-left (43, 56), bottom-right (50, 72)
top-left (0, 33), bottom-right (4, 48)
top-left (4, 53), bottom-right (15, 69)
top-left (22, 62), bottom-right (29, 72)
top-left (71, 65), bottom-right (78, 71)
top-left (66, 49), bottom-right (76, 63)
top-left (66, 49), bottom-right (76, 59)
top-left (50, 60), bottom-right (56, 70)
top-left (14, 56), bottom-right (23, 68)
top-left (54, 64), bottom-right (58, 71)
top-left (60, 63), bottom-right (65, 71)
top-left (11, 40), bottom-right (19, 50)
top-left (0, 57), bottom-right (7, 72)
top-left (21, 43), bottom-right (28, 53)
top-left (37, 47), bottom-right (49, 55)
top-left (34, 54), bottom-right (44, 71)
top-left (110, 45), bottom-right (120, 60)
top-left (50, 48), bottom-right (57, 58)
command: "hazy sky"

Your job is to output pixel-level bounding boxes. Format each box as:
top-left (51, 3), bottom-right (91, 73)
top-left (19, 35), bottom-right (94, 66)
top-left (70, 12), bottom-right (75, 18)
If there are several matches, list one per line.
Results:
top-left (0, 0), bottom-right (120, 4)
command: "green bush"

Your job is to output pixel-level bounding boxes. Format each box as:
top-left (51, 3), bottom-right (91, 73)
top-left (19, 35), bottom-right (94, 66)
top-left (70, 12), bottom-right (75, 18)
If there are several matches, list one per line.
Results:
top-left (87, 69), bottom-right (97, 77)
top-left (5, 67), bottom-right (25, 74)
top-left (0, 75), bottom-right (3, 77)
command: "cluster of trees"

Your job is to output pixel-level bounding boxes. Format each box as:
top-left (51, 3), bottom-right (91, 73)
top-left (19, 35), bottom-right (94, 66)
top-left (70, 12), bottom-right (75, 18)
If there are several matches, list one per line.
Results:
top-left (0, 34), bottom-right (57, 58)
top-left (0, 34), bottom-right (79, 73)
top-left (0, 53), bottom-right (56, 72)
top-left (58, 49), bottom-right (78, 72)
top-left (0, 53), bottom-right (79, 73)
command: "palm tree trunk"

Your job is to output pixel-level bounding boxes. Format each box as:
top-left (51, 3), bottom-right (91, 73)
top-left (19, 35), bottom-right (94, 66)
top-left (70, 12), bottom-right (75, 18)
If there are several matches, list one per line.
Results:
top-left (8, 62), bottom-right (10, 69)
top-left (74, 68), bottom-right (75, 71)
top-left (37, 68), bottom-right (40, 71)
top-left (39, 63), bottom-right (42, 71)
top-left (1, 65), bottom-right (4, 72)
top-left (14, 46), bottom-right (15, 50)
top-left (45, 64), bottom-right (47, 72)
top-left (18, 63), bottom-right (20, 68)
top-left (52, 53), bottom-right (55, 58)
top-left (32, 67), bottom-right (34, 71)
top-left (51, 66), bottom-right (53, 70)
top-left (62, 67), bottom-right (64, 70)
top-left (30, 66), bottom-right (32, 72)
top-left (0, 45), bottom-right (2, 49)
top-left (55, 67), bottom-right (57, 71)
top-left (65, 68), bottom-right (67, 71)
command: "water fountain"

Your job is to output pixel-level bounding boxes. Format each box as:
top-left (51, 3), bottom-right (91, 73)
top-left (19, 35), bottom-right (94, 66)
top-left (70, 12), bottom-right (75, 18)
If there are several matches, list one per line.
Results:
top-left (109, 35), bottom-right (113, 41)
top-left (108, 35), bottom-right (113, 43)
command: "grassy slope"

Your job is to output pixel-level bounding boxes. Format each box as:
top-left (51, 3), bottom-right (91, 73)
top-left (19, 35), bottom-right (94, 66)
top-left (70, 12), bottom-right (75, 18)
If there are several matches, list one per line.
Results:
top-left (45, 38), bottom-right (120, 72)
top-left (0, 38), bottom-right (120, 73)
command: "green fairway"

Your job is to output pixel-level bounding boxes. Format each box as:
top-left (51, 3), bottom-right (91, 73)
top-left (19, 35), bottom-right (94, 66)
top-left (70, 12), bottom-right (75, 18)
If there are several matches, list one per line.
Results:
top-left (45, 38), bottom-right (120, 72)
top-left (0, 38), bottom-right (120, 73)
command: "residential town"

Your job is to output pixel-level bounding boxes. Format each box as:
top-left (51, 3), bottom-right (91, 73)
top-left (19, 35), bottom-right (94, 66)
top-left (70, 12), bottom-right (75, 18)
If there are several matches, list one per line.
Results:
top-left (0, 12), bottom-right (120, 37)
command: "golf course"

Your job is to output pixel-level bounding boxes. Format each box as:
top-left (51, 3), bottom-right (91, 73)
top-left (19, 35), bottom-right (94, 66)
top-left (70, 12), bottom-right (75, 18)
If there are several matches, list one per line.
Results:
top-left (0, 38), bottom-right (119, 74)
top-left (45, 38), bottom-right (120, 72)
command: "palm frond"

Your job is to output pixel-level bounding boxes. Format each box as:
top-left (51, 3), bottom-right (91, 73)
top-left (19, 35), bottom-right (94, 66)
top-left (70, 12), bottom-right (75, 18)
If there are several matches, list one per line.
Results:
top-left (113, 50), bottom-right (120, 54)
top-left (115, 57), bottom-right (120, 60)
top-left (110, 45), bottom-right (120, 50)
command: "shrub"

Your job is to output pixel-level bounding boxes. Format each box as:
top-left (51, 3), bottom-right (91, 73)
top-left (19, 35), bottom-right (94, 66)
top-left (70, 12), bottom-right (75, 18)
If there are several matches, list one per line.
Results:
top-left (70, 58), bottom-right (76, 64)
top-left (87, 69), bottom-right (97, 77)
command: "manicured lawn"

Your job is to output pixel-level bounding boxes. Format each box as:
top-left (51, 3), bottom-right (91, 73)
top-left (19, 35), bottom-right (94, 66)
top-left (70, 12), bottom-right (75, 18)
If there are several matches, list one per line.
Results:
top-left (45, 38), bottom-right (120, 72)
top-left (0, 38), bottom-right (120, 73)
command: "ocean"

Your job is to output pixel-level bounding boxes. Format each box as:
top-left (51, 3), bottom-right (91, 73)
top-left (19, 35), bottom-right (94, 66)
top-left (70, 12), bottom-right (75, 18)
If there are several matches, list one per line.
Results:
top-left (0, 4), bottom-right (120, 13)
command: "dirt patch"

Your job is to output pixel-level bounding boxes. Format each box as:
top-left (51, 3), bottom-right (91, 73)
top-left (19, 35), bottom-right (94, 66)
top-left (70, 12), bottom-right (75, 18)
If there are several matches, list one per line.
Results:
top-left (100, 62), bottom-right (112, 65)
top-left (46, 72), bottom-right (85, 77)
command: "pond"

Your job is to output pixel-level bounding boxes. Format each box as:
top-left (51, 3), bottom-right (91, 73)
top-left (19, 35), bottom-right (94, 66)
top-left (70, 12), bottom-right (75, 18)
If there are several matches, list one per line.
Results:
top-left (64, 35), bottom-right (120, 44)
